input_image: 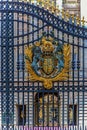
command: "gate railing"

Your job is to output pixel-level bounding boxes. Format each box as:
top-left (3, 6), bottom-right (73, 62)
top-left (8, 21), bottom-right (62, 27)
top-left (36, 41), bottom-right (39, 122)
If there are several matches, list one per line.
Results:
top-left (0, 0), bottom-right (87, 130)
top-left (13, 126), bottom-right (87, 130)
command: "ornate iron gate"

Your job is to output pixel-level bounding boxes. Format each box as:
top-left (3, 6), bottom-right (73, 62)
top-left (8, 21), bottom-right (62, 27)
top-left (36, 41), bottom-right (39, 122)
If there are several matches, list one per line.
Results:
top-left (0, 0), bottom-right (87, 130)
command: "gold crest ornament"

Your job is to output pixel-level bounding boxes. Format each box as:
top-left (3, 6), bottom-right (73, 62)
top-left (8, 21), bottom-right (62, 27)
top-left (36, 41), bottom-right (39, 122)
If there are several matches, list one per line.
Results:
top-left (25, 34), bottom-right (71, 89)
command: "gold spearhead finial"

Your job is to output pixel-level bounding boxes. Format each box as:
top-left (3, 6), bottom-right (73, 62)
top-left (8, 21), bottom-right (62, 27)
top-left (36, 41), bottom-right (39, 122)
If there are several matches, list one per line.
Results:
top-left (56, 5), bottom-right (60, 16)
top-left (71, 14), bottom-right (75, 23)
top-left (76, 16), bottom-right (80, 25)
top-left (37, 0), bottom-right (40, 5)
top-left (61, 9), bottom-right (65, 19)
top-left (65, 11), bottom-right (70, 21)
top-left (81, 16), bottom-right (85, 26)
top-left (46, 0), bottom-right (50, 10)
top-left (51, 1), bottom-right (55, 13)
top-left (31, 0), bottom-right (34, 4)
top-left (41, 0), bottom-right (45, 7)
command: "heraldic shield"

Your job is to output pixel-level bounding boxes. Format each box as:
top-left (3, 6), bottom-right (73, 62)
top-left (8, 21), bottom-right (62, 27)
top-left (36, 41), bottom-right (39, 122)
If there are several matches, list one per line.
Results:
top-left (25, 33), bottom-right (71, 89)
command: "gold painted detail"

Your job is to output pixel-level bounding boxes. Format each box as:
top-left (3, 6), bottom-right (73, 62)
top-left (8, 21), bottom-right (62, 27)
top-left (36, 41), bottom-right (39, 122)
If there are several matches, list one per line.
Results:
top-left (23, 0), bottom-right (86, 25)
top-left (25, 36), bottom-right (71, 89)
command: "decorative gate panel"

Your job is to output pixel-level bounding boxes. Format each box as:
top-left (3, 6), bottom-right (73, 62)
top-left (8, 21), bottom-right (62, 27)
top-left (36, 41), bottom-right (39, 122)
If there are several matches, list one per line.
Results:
top-left (0, 1), bottom-right (87, 130)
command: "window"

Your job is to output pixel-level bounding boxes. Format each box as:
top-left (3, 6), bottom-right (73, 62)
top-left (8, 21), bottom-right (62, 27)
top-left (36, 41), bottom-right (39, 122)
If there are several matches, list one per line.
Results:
top-left (17, 105), bottom-right (26, 125)
top-left (68, 105), bottom-right (77, 125)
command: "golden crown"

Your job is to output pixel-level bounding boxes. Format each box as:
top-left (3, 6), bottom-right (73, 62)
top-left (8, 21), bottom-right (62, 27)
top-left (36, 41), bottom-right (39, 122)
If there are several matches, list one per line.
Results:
top-left (41, 37), bottom-right (54, 52)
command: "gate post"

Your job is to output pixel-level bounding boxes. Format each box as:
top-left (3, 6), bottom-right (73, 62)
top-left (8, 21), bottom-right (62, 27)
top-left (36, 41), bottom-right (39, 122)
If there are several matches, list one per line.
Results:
top-left (1, 1), bottom-right (14, 129)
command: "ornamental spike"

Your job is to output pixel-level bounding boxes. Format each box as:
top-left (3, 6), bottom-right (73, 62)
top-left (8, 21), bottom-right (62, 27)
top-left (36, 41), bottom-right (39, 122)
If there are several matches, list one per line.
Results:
top-left (81, 16), bottom-right (85, 26)
top-left (76, 15), bottom-right (80, 25)
top-left (61, 9), bottom-right (65, 19)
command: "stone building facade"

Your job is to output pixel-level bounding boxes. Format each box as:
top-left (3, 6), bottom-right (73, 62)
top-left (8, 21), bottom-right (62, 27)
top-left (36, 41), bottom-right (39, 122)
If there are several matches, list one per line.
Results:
top-left (63, 0), bottom-right (80, 17)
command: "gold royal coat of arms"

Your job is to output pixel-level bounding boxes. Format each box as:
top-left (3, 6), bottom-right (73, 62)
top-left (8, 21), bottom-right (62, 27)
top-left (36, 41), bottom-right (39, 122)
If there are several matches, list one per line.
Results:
top-left (25, 34), bottom-right (70, 89)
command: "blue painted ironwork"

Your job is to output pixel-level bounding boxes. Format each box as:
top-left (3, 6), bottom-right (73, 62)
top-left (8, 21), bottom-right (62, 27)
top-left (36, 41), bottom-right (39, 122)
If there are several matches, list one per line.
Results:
top-left (0, 1), bottom-right (87, 130)
top-left (1, 3), bottom-right (14, 129)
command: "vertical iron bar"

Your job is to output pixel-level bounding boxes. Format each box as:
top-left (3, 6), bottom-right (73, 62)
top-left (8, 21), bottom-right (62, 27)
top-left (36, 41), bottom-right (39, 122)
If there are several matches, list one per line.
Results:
top-left (36, 15), bottom-right (40, 130)
top-left (72, 35), bottom-right (75, 130)
top-left (22, 11), bottom-right (25, 129)
top-left (67, 33), bottom-right (70, 130)
top-left (57, 29), bottom-right (60, 128)
top-left (17, 12), bottom-right (20, 130)
top-left (32, 13), bottom-right (35, 130)
top-left (77, 37), bottom-right (80, 130)
top-left (42, 19), bottom-right (44, 128)
top-left (82, 37), bottom-right (85, 130)
top-left (27, 13), bottom-right (30, 129)
top-left (62, 31), bottom-right (64, 129)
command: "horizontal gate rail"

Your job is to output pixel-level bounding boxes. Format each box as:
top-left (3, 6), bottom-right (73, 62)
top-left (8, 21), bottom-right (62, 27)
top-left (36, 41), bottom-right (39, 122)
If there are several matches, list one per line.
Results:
top-left (0, 2), bottom-right (86, 38)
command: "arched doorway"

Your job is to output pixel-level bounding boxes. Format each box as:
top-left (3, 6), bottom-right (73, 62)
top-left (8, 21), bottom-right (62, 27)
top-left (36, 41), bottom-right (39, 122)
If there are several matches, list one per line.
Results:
top-left (35, 92), bottom-right (60, 126)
